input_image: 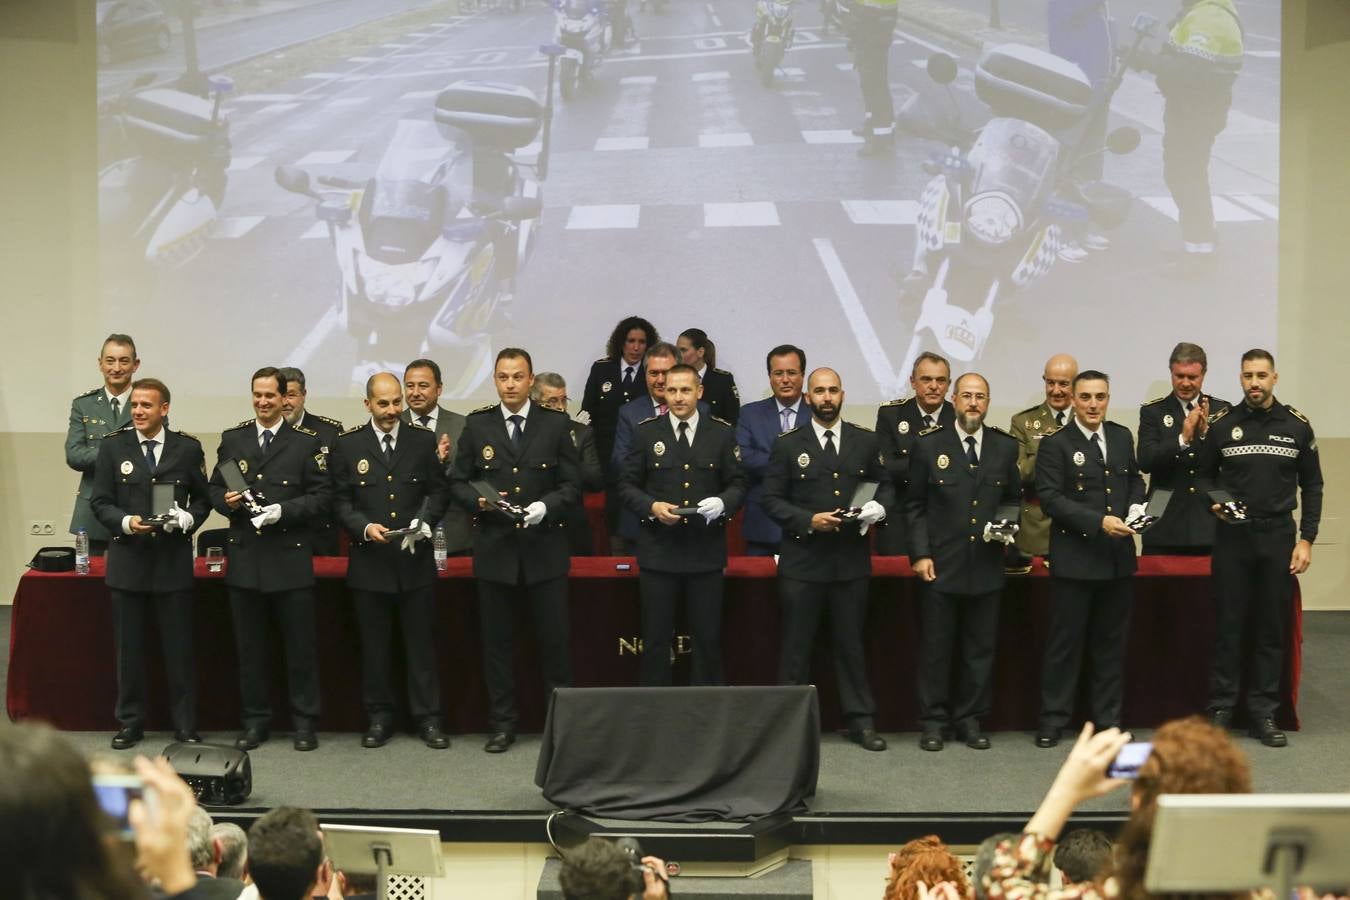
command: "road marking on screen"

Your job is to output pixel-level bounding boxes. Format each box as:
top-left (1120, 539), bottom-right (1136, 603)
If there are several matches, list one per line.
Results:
top-left (400, 90), bottom-right (440, 100)
top-left (620, 75), bottom-right (658, 85)
top-left (842, 200), bottom-right (920, 225)
top-left (704, 202), bottom-right (780, 227)
top-left (892, 28), bottom-right (942, 54)
top-left (812, 237), bottom-right (896, 395)
top-left (303, 72), bottom-right (342, 80)
top-left (567, 205), bottom-right (642, 230)
top-left (295, 150), bottom-right (357, 166)
top-left (699, 132), bottom-right (753, 147)
top-left (594, 136), bottom-right (650, 151)
top-left (802, 130), bottom-right (862, 144)
top-left (692, 70), bottom-right (731, 81)
top-left (212, 217), bottom-right (266, 240)
top-left (780, 67), bottom-right (806, 79)
top-left (348, 56), bottom-right (382, 63)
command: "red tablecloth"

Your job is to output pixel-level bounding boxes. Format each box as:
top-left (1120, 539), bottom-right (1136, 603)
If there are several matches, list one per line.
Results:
top-left (7, 556), bottom-right (1301, 733)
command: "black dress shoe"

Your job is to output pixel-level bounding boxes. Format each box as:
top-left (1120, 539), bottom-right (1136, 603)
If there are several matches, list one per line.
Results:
top-left (484, 731), bottom-right (516, 753)
top-left (1250, 717), bottom-right (1287, 748)
top-left (420, 723), bottom-right (450, 750)
top-left (1209, 707), bottom-right (1234, 729)
top-left (173, 730), bottom-right (202, 744)
top-left (293, 730), bottom-right (318, 752)
top-left (849, 728), bottom-right (887, 751)
top-left (918, 730), bottom-right (945, 752)
top-left (111, 727), bottom-right (143, 750)
top-left (362, 723), bottom-right (392, 749)
top-left (1035, 729), bottom-right (1060, 749)
top-left (234, 727), bottom-right (269, 751)
top-left (959, 726), bottom-right (991, 750)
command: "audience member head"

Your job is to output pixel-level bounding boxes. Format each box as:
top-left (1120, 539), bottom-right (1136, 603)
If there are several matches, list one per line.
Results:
top-left (971, 832), bottom-right (1018, 900)
top-left (187, 805), bottom-right (217, 874)
top-left (882, 834), bottom-right (968, 900)
top-left (607, 317), bottom-right (659, 366)
top-left (1054, 828), bottom-right (1113, 886)
top-left (558, 838), bottom-right (639, 900)
top-left (212, 822), bottom-right (249, 882)
top-left (247, 807), bottom-right (325, 900)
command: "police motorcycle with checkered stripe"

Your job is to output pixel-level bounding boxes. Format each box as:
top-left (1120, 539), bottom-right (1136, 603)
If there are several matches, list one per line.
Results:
top-left (892, 14), bottom-right (1156, 381)
top-left (553, 0), bottom-right (612, 100)
top-left (275, 82), bottom-right (546, 397)
top-left (751, 0), bottom-right (796, 87)
top-left (98, 72), bottom-right (234, 269)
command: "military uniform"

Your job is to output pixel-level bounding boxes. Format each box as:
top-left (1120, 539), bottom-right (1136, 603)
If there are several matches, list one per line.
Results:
top-left (1196, 400), bottom-right (1323, 724)
top-left (1034, 420), bottom-right (1145, 735)
top-left (618, 413), bottom-right (747, 686)
top-left (65, 387), bottom-right (132, 549)
top-left (208, 419), bottom-right (330, 735)
top-left (762, 421), bottom-right (894, 731)
top-left (449, 402), bottom-right (582, 736)
top-left (1009, 401), bottom-right (1073, 556)
top-left (903, 424), bottom-right (1021, 736)
top-left (297, 410), bottom-right (343, 555)
top-left (699, 367), bottom-right (741, 425)
top-left (874, 398), bottom-right (955, 554)
top-left (90, 424), bottom-right (210, 735)
top-left (1136, 392), bottom-right (1231, 553)
top-left (331, 421), bottom-right (451, 732)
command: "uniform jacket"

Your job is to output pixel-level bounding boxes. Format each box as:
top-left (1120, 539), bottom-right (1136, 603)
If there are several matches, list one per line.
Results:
top-left (699, 367), bottom-right (741, 425)
top-left (1009, 401), bottom-right (1071, 555)
top-left (1158, 0), bottom-right (1244, 94)
top-left (331, 421), bottom-right (449, 592)
top-left (298, 410), bottom-right (342, 452)
top-left (1035, 421), bottom-right (1145, 581)
top-left (1136, 392), bottom-right (1231, 550)
top-left (1195, 400), bottom-right (1323, 542)
top-left (904, 424), bottom-right (1021, 595)
top-left (90, 425), bottom-right (210, 593)
top-left (449, 404), bottom-right (582, 585)
top-left (874, 397), bottom-right (955, 553)
top-left (612, 395), bottom-right (711, 541)
top-left (207, 419), bottom-right (330, 592)
top-left (735, 395), bottom-right (808, 545)
top-left (297, 409), bottom-right (342, 555)
top-left (400, 405), bottom-right (472, 553)
top-left (762, 421), bottom-right (894, 583)
top-left (66, 387), bottom-right (132, 540)
top-left (618, 414), bottom-right (747, 573)
top-left (581, 357), bottom-right (646, 473)
top-left (566, 419), bottom-right (605, 554)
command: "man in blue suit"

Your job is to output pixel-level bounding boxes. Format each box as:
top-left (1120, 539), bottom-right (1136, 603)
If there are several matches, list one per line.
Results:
top-left (735, 345), bottom-right (808, 556)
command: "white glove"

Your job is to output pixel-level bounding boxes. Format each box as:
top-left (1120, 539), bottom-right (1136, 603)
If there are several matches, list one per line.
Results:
top-left (400, 517), bottom-right (433, 554)
top-left (982, 521), bottom-right (1019, 545)
top-left (574, 409), bottom-right (592, 426)
top-left (857, 499), bottom-right (886, 535)
top-left (522, 501), bottom-right (547, 528)
top-left (696, 496), bottom-right (725, 524)
top-left (164, 502), bottom-right (196, 533)
top-left (249, 503), bottom-right (282, 530)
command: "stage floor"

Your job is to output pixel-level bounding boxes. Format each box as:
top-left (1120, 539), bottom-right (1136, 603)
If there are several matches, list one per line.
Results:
top-left (5, 608), bottom-right (1348, 842)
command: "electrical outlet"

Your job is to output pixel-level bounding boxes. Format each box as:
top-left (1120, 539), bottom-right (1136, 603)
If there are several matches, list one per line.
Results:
top-left (28, 521), bottom-right (54, 536)
top-left (41, 523), bottom-right (56, 536)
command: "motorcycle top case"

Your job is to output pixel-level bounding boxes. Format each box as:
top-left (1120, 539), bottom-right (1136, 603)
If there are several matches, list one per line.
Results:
top-left (435, 80), bottom-right (543, 150)
top-left (974, 44), bottom-right (1093, 133)
top-left (122, 88), bottom-right (220, 148)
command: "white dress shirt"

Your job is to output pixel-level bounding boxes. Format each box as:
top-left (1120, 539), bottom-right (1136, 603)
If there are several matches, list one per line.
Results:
top-left (1075, 419), bottom-right (1107, 464)
top-left (669, 410), bottom-right (699, 443)
top-left (810, 417), bottom-right (843, 452)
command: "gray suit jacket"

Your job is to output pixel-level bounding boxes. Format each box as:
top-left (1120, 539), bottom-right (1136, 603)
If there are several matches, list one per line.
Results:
top-left (402, 405), bottom-right (472, 552)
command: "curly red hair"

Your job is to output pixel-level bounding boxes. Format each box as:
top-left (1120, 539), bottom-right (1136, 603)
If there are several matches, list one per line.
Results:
top-left (883, 835), bottom-right (970, 900)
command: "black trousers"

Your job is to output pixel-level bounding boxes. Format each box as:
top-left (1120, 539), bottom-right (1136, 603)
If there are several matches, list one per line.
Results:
top-left (777, 576), bottom-right (876, 726)
top-left (874, 519), bottom-right (907, 556)
top-left (352, 587), bottom-right (441, 727)
top-left (478, 575), bottom-right (572, 733)
top-left (917, 587), bottom-right (1000, 732)
top-left (1209, 518), bottom-right (1295, 720)
top-left (1039, 576), bottom-right (1132, 730)
top-left (1140, 544), bottom-right (1212, 556)
top-left (638, 569), bottom-right (725, 687)
top-left (229, 587), bottom-right (320, 730)
top-left (111, 589), bottom-right (196, 732)
top-left (1162, 94), bottom-right (1230, 246)
top-left (853, 12), bottom-right (897, 132)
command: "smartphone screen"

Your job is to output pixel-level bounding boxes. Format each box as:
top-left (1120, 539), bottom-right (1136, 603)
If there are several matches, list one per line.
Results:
top-left (1107, 741), bottom-right (1153, 779)
top-left (91, 774), bottom-right (145, 838)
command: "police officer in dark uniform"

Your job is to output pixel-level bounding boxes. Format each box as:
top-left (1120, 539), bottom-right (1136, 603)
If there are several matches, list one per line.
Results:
top-left (210, 367), bottom-right (331, 753)
top-left (763, 367), bottom-right (892, 751)
top-left (677, 328), bottom-right (741, 425)
top-left (1136, 342), bottom-right (1231, 555)
top-left (90, 378), bottom-right (210, 750)
top-left (904, 374), bottom-right (1021, 751)
top-left (533, 372), bottom-right (605, 555)
top-left (874, 352), bottom-right (955, 555)
top-left (1034, 370), bottom-right (1145, 748)
top-left (279, 366), bottom-right (342, 555)
top-left (450, 349), bottom-right (582, 753)
top-left (1197, 349), bottom-right (1322, 748)
top-left (619, 364), bottom-right (746, 686)
top-left (331, 372), bottom-right (451, 750)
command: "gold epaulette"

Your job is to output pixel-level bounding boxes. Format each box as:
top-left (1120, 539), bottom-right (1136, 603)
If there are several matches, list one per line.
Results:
top-left (175, 430), bottom-right (201, 443)
top-left (468, 403), bottom-right (498, 415)
top-left (880, 397), bottom-right (911, 407)
top-left (294, 425), bottom-right (318, 436)
top-left (1286, 405), bottom-right (1310, 424)
top-left (849, 422), bottom-right (875, 432)
top-left (1142, 395), bottom-right (1168, 407)
top-left (917, 424), bottom-right (943, 436)
top-left (339, 424), bottom-right (365, 436)
top-left (224, 419), bottom-right (254, 431)
top-left (408, 420), bottom-right (433, 432)
top-left (1207, 406), bottom-right (1231, 425)
top-left (986, 424), bottom-right (1014, 438)
top-left (710, 415), bottom-right (734, 428)
top-left (313, 414), bottom-right (342, 428)
top-left (637, 415), bottom-right (660, 425)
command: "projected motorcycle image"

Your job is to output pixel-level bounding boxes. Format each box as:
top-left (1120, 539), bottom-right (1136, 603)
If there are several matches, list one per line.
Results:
top-left (97, 0), bottom-right (1278, 405)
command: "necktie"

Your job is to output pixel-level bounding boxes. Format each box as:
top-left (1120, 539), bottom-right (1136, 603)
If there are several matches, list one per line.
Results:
top-left (144, 439), bottom-right (158, 473)
top-left (1185, 401), bottom-right (1194, 414)
top-left (923, 415), bottom-right (934, 429)
top-left (965, 435), bottom-right (978, 467)
top-left (823, 429), bottom-right (838, 464)
top-left (1055, 411), bottom-right (1065, 427)
top-left (1090, 432), bottom-right (1104, 463)
top-left (383, 433), bottom-right (394, 463)
top-left (509, 414), bottom-right (524, 446)
top-left (110, 397), bottom-right (120, 421)
top-left (261, 429), bottom-right (273, 453)
top-left (677, 420), bottom-right (691, 450)
top-left (781, 407), bottom-right (794, 432)
top-left (622, 367), bottom-right (634, 388)
top-left (418, 414), bottom-right (431, 427)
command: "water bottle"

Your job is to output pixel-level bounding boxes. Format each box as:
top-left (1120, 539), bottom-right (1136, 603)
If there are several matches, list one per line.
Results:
top-left (75, 528), bottom-right (90, 575)
top-left (433, 525), bottom-right (448, 573)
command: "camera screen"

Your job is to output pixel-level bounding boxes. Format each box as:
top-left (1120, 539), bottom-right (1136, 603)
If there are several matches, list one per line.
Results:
top-left (1107, 741), bottom-right (1153, 779)
top-left (92, 776), bottom-right (144, 837)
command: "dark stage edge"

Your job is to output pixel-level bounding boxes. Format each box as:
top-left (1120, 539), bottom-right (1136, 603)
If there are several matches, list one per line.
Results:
top-left (6, 610), bottom-right (1350, 848)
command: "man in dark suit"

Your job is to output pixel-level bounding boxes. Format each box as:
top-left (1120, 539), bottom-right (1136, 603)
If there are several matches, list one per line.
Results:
top-left (1034, 370), bottom-right (1145, 747)
top-left (331, 372), bottom-right (452, 750)
top-left (401, 358), bottom-right (473, 556)
top-left (1137, 342), bottom-right (1231, 555)
top-left (677, 328), bottom-right (741, 424)
top-left (619, 364), bottom-right (746, 685)
top-left (875, 351), bottom-right (956, 555)
top-left (66, 333), bottom-right (140, 555)
top-left (736, 344), bottom-right (809, 557)
top-left (533, 372), bottom-right (605, 555)
top-left (763, 368), bottom-right (892, 751)
top-left (90, 377), bottom-right (210, 750)
top-left (904, 373), bottom-right (1021, 751)
top-left (209, 367), bottom-right (330, 752)
top-left (279, 366), bottom-right (342, 555)
top-left (450, 348), bottom-right (582, 753)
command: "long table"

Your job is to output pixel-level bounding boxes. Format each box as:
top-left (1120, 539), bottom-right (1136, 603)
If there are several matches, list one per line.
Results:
top-left (7, 557), bottom-right (1301, 733)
